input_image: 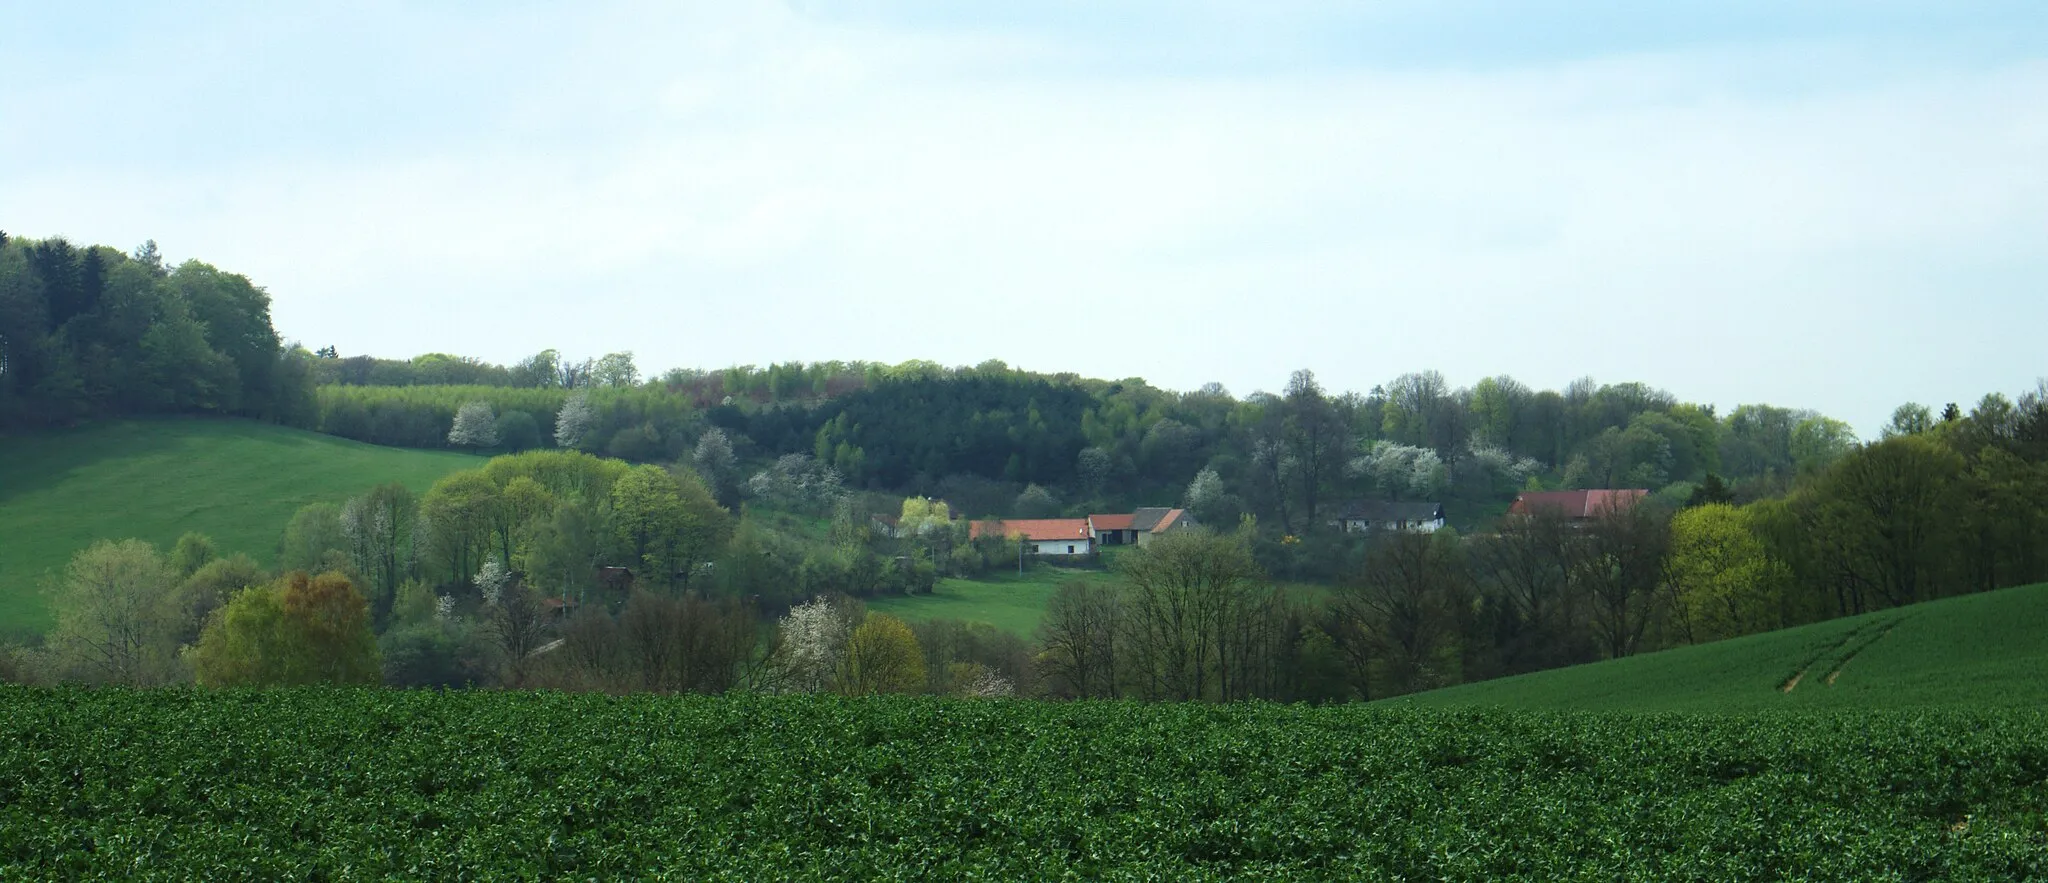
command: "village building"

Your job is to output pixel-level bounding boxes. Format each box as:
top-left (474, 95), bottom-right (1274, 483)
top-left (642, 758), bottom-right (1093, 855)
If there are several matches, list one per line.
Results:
top-left (971, 518), bottom-right (1096, 557)
top-left (1087, 512), bottom-right (1138, 545)
top-left (1130, 507), bottom-right (1195, 547)
top-left (1332, 500), bottom-right (1446, 534)
top-left (1507, 489), bottom-right (1648, 522)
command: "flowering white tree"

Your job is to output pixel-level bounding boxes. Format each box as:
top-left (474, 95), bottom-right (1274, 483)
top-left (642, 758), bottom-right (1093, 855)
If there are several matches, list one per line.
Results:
top-left (1184, 467), bottom-right (1228, 517)
top-left (448, 401), bottom-right (499, 449)
top-left (1349, 440), bottom-right (1448, 500)
top-left (554, 391), bottom-right (595, 450)
top-left (1461, 441), bottom-right (1543, 497)
top-left (776, 596), bottom-right (853, 692)
top-left (475, 558), bottom-right (511, 605)
top-left (745, 453), bottom-right (847, 514)
top-left (693, 428), bottom-right (739, 500)
top-left (955, 664), bottom-right (1016, 698)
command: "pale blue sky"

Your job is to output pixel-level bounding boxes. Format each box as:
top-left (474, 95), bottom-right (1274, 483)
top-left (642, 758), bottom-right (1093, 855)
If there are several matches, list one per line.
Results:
top-left (4, 1), bottom-right (2044, 437)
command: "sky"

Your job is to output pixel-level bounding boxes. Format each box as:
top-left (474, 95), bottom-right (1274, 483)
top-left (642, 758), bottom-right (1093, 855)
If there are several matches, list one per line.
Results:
top-left (3, 1), bottom-right (2044, 438)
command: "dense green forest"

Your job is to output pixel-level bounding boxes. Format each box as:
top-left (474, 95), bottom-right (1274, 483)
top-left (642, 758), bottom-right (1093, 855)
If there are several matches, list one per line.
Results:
top-left (0, 234), bottom-right (315, 428)
top-left (7, 234), bottom-right (2048, 701)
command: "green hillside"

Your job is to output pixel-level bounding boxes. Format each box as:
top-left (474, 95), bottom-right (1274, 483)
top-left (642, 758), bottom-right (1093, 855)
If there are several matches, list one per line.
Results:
top-left (0, 419), bottom-right (479, 635)
top-left (1397, 582), bottom-right (2048, 711)
top-left (868, 566), bottom-right (1121, 637)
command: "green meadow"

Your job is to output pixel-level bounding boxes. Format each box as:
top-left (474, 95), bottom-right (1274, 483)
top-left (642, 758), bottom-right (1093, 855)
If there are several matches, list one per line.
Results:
top-left (0, 419), bottom-right (478, 635)
top-left (867, 565), bottom-right (1121, 637)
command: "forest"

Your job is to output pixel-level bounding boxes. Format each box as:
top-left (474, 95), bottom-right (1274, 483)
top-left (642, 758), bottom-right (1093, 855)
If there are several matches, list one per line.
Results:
top-left (5, 233), bottom-right (2048, 700)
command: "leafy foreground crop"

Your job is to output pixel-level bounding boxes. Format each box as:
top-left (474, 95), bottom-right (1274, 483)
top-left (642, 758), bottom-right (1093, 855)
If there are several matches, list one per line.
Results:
top-left (1, 689), bottom-right (2044, 881)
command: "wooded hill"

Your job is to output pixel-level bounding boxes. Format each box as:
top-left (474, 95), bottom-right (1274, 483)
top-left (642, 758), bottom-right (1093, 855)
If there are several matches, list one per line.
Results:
top-left (8, 233), bottom-right (2048, 701)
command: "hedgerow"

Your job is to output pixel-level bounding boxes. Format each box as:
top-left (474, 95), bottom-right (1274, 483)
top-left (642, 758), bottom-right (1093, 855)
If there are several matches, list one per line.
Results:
top-left (1, 688), bottom-right (2043, 880)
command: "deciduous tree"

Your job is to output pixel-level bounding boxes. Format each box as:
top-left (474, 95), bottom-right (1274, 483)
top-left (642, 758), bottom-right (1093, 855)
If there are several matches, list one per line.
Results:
top-left (836, 613), bottom-right (926, 695)
top-left (554, 390), bottom-right (596, 450)
top-left (189, 571), bottom-right (380, 686)
top-left (44, 539), bottom-right (182, 685)
top-left (448, 400), bottom-right (500, 449)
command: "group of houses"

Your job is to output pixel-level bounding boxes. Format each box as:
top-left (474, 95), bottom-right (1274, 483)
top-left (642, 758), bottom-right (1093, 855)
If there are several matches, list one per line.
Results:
top-left (971, 507), bottom-right (1200, 558)
top-left (1328, 488), bottom-right (1650, 536)
top-left (874, 505), bottom-right (1199, 558)
top-left (871, 488), bottom-right (1651, 561)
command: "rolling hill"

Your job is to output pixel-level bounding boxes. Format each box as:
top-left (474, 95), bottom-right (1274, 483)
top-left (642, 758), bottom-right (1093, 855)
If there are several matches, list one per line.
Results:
top-left (0, 419), bottom-right (479, 636)
top-left (1396, 581), bottom-right (2048, 711)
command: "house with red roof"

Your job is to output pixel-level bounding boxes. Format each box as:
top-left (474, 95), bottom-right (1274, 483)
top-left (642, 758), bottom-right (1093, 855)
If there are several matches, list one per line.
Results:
top-left (970, 507), bottom-right (1200, 558)
top-left (971, 518), bottom-right (1096, 557)
top-left (1087, 512), bottom-right (1138, 545)
top-left (1507, 489), bottom-right (1648, 522)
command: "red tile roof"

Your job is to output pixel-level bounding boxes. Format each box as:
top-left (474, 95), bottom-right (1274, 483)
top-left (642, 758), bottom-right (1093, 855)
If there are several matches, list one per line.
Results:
top-left (970, 518), bottom-right (1093, 541)
top-left (1088, 513), bottom-right (1135, 531)
top-left (1508, 489), bottom-right (1648, 518)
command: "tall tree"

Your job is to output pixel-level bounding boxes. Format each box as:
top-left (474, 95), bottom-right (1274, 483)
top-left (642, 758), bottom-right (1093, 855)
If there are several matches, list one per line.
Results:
top-left (1115, 528), bottom-right (1268, 701)
top-left (1036, 579), bottom-right (1124, 698)
top-left (45, 539), bottom-right (182, 685)
top-left (1332, 531), bottom-right (1464, 696)
top-left (1665, 504), bottom-right (1785, 643)
top-left (1283, 369), bottom-right (1350, 530)
top-left (1575, 501), bottom-right (1671, 659)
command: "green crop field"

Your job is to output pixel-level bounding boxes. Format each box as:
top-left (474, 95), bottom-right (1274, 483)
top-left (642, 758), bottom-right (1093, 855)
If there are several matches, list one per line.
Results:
top-left (0, 419), bottom-right (478, 635)
top-left (868, 565), bottom-right (1121, 637)
top-left (1398, 582), bottom-right (2048, 712)
top-left (2, 688), bottom-right (2044, 880)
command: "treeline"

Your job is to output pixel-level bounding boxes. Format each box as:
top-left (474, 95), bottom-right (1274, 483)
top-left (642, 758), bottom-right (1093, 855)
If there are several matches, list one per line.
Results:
top-left (0, 234), bottom-right (315, 429)
top-left (311, 348), bottom-right (875, 407)
top-left (306, 357), bottom-right (1868, 529)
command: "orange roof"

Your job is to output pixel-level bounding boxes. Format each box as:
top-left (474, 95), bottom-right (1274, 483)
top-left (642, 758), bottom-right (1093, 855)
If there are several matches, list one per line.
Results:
top-left (1508, 489), bottom-right (1647, 518)
top-left (970, 518), bottom-right (1093, 542)
top-left (1089, 513), bottom-right (1135, 531)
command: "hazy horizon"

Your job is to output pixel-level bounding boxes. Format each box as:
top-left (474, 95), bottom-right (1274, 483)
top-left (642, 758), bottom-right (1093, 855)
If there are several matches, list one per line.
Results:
top-left (5, 1), bottom-right (2043, 438)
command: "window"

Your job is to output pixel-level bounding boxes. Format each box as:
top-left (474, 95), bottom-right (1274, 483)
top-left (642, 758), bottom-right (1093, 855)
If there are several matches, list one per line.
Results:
top-left (1067, 545), bottom-right (1075, 554)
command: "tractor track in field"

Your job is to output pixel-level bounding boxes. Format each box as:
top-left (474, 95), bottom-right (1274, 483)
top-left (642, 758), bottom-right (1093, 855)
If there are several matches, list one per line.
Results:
top-left (1781, 615), bottom-right (1907, 694)
top-left (1822, 620), bottom-right (1904, 686)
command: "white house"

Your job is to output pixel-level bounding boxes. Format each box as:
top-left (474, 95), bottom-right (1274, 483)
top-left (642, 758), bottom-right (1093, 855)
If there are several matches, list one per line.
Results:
top-left (1333, 501), bottom-right (1446, 534)
top-left (971, 518), bottom-right (1095, 557)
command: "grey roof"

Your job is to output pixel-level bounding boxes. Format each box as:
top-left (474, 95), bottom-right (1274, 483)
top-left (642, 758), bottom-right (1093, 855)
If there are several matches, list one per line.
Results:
top-left (1335, 500), bottom-right (1444, 522)
top-left (1130, 507), bottom-right (1174, 532)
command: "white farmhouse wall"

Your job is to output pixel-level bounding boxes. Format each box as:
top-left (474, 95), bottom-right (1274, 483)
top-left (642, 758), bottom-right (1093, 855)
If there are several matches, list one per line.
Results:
top-left (1030, 538), bottom-right (1091, 556)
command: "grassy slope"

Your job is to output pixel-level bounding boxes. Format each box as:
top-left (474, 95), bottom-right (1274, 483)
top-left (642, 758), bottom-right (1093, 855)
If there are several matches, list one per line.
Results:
top-left (868, 565), bottom-right (1123, 637)
top-left (0, 419), bottom-right (478, 634)
top-left (1398, 581), bottom-right (2048, 711)
top-left (870, 565), bottom-right (1333, 638)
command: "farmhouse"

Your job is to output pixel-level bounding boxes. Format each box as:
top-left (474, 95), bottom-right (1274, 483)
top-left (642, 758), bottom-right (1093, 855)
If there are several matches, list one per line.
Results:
top-left (1130, 507), bottom-right (1195, 547)
top-left (1332, 500), bottom-right (1446, 534)
top-left (1087, 512), bottom-right (1138, 545)
top-left (972, 518), bottom-right (1096, 557)
top-left (1508, 489), bottom-right (1648, 521)
top-left (869, 513), bottom-right (901, 537)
